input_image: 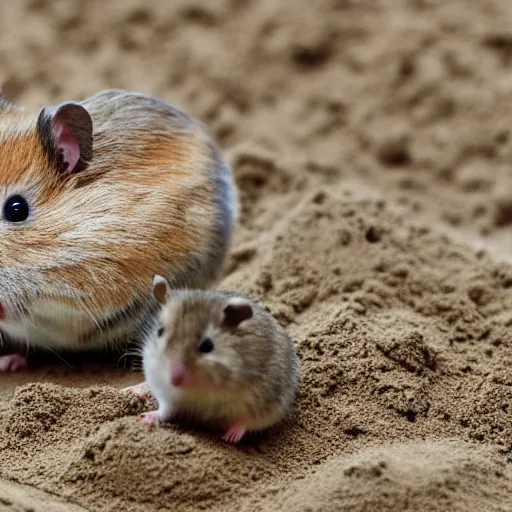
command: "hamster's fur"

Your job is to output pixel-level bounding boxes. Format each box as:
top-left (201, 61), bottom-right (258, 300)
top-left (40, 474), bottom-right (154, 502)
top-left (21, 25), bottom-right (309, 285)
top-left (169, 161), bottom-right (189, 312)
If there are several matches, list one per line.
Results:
top-left (0, 89), bottom-right (237, 353)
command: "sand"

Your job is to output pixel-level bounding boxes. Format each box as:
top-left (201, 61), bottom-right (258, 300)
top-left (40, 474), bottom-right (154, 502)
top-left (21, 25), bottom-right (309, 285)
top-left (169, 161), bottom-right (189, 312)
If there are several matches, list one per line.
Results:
top-left (1, 0), bottom-right (512, 510)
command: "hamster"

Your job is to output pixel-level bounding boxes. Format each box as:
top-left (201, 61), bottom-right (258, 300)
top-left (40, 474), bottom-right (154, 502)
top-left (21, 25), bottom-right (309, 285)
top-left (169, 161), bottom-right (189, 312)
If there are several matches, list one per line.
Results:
top-left (124, 275), bottom-right (300, 443)
top-left (0, 89), bottom-right (237, 370)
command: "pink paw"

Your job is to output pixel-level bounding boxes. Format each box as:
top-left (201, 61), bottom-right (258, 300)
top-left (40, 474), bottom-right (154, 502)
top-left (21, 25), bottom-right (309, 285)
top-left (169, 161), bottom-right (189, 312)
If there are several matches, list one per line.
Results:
top-left (222, 423), bottom-right (247, 444)
top-left (0, 354), bottom-right (27, 372)
top-left (140, 411), bottom-right (161, 428)
top-left (122, 382), bottom-right (150, 400)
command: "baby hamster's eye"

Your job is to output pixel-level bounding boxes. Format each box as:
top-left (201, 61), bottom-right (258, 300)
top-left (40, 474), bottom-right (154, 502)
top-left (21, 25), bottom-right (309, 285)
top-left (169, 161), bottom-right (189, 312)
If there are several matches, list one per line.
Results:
top-left (3, 195), bottom-right (30, 223)
top-left (157, 327), bottom-right (164, 337)
top-left (198, 337), bottom-right (214, 354)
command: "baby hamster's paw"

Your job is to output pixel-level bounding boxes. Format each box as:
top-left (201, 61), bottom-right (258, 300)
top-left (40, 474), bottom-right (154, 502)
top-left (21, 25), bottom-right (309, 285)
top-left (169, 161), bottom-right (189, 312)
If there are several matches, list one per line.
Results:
top-left (222, 422), bottom-right (247, 444)
top-left (122, 381), bottom-right (150, 400)
top-left (0, 354), bottom-right (27, 372)
top-left (139, 404), bottom-right (174, 429)
top-left (140, 410), bottom-right (163, 429)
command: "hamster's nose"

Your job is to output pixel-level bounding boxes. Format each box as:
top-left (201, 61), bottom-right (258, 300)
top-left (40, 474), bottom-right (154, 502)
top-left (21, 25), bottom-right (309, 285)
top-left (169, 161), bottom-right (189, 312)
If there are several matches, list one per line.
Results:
top-left (0, 303), bottom-right (4, 319)
top-left (171, 363), bottom-right (188, 387)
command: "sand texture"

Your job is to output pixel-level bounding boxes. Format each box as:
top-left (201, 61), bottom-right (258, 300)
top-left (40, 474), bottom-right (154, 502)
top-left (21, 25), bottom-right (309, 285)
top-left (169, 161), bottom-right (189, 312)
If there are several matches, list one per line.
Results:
top-left (2, 0), bottom-right (512, 510)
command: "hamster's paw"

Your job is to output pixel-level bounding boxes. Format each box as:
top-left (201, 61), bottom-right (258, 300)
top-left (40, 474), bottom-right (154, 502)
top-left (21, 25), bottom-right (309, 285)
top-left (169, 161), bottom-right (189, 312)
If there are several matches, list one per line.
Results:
top-left (140, 405), bottom-right (173, 429)
top-left (123, 381), bottom-right (150, 399)
top-left (222, 423), bottom-right (247, 444)
top-left (0, 354), bottom-right (27, 372)
top-left (140, 410), bottom-right (163, 429)
top-left (140, 411), bottom-right (160, 427)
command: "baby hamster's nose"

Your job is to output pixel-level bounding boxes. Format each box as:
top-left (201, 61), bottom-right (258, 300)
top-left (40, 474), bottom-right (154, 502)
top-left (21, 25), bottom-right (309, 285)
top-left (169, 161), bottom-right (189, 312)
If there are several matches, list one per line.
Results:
top-left (171, 363), bottom-right (188, 387)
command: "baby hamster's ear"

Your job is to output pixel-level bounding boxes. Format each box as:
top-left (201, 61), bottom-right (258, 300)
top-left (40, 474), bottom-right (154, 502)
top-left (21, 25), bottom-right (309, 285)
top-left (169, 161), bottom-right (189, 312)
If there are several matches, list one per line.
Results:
top-left (37, 102), bottom-right (93, 173)
top-left (152, 275), bottom-right (170, 304)
top-left (222, 297), bottom-right (253, 329)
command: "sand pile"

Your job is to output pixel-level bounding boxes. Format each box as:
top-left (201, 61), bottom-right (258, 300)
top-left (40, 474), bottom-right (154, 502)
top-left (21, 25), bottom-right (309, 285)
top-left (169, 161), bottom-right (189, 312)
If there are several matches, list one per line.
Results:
top-left (1, 0), bottom-right (512, 510)
top-left (266, 440), bottom-right (512, 512)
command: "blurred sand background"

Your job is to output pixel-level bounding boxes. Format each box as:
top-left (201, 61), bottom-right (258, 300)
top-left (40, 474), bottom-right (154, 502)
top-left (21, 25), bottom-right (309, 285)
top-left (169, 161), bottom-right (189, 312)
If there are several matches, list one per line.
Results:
top-left (2, 0), bottom-right (512, 510)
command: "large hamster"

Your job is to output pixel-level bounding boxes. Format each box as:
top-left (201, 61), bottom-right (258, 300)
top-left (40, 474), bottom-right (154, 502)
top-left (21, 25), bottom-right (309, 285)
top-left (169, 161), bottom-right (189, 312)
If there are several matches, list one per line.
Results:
top-left (0, 89), bottom-right (237, 370)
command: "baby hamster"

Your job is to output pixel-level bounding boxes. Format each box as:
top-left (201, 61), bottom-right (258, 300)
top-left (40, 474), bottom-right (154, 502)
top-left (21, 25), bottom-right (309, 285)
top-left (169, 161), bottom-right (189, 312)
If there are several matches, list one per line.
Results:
top-left (0, 89), bottom-right (237, 370)
top-left (125, 275), bottom-right (300, 443)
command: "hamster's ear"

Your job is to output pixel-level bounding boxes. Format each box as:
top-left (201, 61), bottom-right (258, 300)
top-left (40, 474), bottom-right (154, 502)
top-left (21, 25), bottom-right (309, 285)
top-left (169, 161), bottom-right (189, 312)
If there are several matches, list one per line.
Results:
top-left (152, 275), bottom-right (170, 304)
top-left (37, 102), bottom-right (93, 173)
top-left (222, 297), bottom-right (253, 329)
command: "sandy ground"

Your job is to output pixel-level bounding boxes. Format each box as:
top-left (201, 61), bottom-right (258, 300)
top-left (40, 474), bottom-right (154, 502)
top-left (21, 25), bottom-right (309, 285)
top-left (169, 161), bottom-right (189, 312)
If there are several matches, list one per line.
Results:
top-left (1, 0), bottom-right (512, 510)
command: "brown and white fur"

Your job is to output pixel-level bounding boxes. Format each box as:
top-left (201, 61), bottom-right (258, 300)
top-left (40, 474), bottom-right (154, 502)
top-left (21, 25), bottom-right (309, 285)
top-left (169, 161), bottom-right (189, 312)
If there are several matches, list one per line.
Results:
top-left (125, 275), bottom-right (300, 443)
top-left (0, 89), bottom-right (237, 370)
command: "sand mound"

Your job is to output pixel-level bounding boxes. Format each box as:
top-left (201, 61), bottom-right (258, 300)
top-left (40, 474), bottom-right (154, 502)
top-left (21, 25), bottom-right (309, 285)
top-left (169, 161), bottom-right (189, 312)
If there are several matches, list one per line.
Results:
top-left (266, 440), bottom-right (512, 512)
top-left (0, 480), bottom-right (87, 512)
top-left (1, 383), bottom-right (294, 511)
top-left (2, 0), bottom-right (512, 510)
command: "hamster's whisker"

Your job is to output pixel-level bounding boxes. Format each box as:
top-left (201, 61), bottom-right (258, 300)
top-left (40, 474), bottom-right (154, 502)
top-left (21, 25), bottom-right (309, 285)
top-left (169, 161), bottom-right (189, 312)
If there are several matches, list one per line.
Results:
top-left (117, 349), bottom-right (144, 368)
top-left (118, 350), bottom-right (142, 360)
top-left (11, 297), bottom-right (28, 322)
top-left (129, 358), bottom-right (143, 369)
top-left (76, 299), bottom-right (104, 336)
top-left (124, 347), bottom-right (144, 356)
top-left (47, 347), bottom-right (72, 368)
top-left (23, 338), bottom-right (30, 358)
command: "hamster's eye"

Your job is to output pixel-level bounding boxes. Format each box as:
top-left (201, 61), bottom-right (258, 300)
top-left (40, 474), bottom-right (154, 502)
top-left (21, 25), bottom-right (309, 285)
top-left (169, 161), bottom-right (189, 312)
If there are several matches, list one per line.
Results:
top-left (3, 195), bottom-right (30, 223)
top-left (157, 327), bottom-right (164, 337)
top-left (198, 337), bottom-right (214, 354)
